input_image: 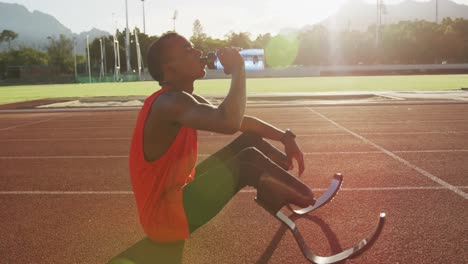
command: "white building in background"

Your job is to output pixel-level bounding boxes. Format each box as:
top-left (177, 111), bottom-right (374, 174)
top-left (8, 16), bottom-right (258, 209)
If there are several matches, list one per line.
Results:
top-left (214, 49), bottom-right (265, 71)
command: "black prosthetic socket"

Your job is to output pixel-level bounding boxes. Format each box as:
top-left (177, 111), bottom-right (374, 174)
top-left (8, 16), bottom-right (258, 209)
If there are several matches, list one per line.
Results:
top-left (233, 147), bottom-right (315, 214)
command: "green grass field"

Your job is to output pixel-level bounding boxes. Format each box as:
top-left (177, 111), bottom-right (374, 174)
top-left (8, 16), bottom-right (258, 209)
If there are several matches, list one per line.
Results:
top-left (1, 75), bottom-right (467, 104)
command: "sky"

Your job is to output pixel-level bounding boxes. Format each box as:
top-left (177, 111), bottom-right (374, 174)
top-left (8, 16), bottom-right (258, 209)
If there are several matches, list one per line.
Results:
top-left (3, 0), bottom-right (468, 39)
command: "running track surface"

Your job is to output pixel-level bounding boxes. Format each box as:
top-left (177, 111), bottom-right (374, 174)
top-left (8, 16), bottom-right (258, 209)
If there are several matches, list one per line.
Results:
top-left (0, 104), bottom-right (467, 264)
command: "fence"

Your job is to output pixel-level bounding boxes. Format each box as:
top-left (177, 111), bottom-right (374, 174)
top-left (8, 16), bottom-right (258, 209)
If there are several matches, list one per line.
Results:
top-left (2, 64), bottom-right (467, 86)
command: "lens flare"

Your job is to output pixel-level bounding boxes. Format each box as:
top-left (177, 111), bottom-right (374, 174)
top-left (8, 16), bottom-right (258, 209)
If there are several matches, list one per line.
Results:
top-left (265, 35), bottom-right (299, 67)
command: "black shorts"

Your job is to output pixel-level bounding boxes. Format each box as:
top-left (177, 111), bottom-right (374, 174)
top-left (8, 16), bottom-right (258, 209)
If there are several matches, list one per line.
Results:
top-left (182, 132), bottom-right (289, 233)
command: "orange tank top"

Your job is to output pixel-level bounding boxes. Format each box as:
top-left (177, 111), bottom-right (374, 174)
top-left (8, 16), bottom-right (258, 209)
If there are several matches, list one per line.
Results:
top-left (129, 86), bottom-right (198, 242)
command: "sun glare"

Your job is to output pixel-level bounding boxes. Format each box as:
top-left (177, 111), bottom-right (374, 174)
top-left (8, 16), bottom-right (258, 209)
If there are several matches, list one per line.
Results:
top-left (267, 0), bottom-right (346, 27)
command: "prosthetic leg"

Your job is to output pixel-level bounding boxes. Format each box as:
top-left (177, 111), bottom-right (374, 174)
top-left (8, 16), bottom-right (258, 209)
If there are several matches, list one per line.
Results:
top-left (248, 158), bottom-right (385, 264)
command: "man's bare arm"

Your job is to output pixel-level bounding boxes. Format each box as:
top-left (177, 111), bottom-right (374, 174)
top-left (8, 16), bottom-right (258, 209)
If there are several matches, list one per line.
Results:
top-left (155, 47), bottom-right (245, 134)
top-left (193, 96), bottom-right (285, 141)
top-left (216, 47), bottom-right (246, 129)
top-left (192, 96), bottom-right (285, 140)
top-left (155, 91), bottom-right (238, 134)
top-left (240, 115), bottom-right (305, 175)
top-left (240, 115), bottom-right (285, 141)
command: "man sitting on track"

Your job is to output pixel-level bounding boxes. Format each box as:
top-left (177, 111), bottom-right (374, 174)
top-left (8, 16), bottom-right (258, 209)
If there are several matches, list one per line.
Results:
top-left (129, 32), bottom-right (316, 243)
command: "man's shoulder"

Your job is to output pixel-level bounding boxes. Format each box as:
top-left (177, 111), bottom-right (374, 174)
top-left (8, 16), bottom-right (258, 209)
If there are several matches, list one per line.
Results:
top-left (150, 90), bottom-right (197, 115)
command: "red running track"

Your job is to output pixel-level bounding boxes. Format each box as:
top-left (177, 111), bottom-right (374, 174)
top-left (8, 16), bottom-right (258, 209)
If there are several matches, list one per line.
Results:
top-left (0, 103), bottom-right (467, 264)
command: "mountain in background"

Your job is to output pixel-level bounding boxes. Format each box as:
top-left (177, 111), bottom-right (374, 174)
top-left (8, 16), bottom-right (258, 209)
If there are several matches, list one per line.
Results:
top-left (0, 2), bottom-right (110, 54)
top-left (2, 0), bottom-right (468, 52)
top-left (283, 0), bottom-right (468, 34)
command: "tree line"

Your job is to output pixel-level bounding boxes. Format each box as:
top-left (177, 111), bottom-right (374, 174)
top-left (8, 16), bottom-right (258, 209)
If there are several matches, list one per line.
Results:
top-left (190, 18), bottom-right (468, 66)
top-left (1, 17), bottom-right (467, 79)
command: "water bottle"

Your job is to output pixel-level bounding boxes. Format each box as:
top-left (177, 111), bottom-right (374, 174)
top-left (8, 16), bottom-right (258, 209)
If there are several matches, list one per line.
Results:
top-left (200, 52), bottom-right (218, 71)
top-left (201, 50), bottom-right (265, 74)
top-left (201, 52), bottom-right (235, 74)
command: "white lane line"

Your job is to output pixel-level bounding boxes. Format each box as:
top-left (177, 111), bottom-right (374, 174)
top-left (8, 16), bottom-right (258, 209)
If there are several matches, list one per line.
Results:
top-left (2, 131), bottom-right (467, 142)
top-left (239, 186), bottom-right (468, 193)
top-left (0, 155), bottom-right (128, 159)
top-left (0, 126), bottom-right (134, 131)
top-left (4, 119), bottom-right (467, 131)
top-left (308, 108), bottom-right (468, 200)
top-left (360, 131), bottom-right (468, 135)
top-left (0, 191), bottom-right (134, 195)
top-left (345, 119), bottom-right (468, 124)
top-left (5, 126), bottom-right (132, 130)
top-left (376, 94), bottom-right (405, 100)
top-left (1, 150), bottom-right (468, 159)
top-left (303, 150), bottom-right (468, 155)
top-left (275, 119), bottom-right (468, 125)
top-left (0, 138), bottom-right (131, 142)
top-left (0, 115), bottom-right (65, 131)
top-left (1, 186), bottom-right (467, 195)
top-left (0, 155), bottom-right (206, 159)
top-left (53, 119), bottom-right (137, 122)
top-left (394, 150), bottom-right (468, 154)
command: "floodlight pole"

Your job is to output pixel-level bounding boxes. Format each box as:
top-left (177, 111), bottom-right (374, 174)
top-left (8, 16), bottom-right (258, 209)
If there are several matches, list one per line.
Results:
top-left (379, 0), bottom-right (382, 27)
top-left (141, 0), bottom-right (146, 34)
top-left (102, 38), bottom-right (107, 76)
top-left (435, 0), bottom-right (439, 23)
top-left (113, 33), bottom-right (121, 81)
top-left (73, 38), bottom-right (77, 80)
top-left (86, 35), bottom-right (91, 83)
top-left (135, 29), bottom-right (142, 80)
top-left (173, 10), bottom-right (178, 32)
top-left (376, 0), bottom-right (381, 48)
top-left (99, 38), bottom-right (104, 80)
top-left (125, 0), bottom-right (131, 74)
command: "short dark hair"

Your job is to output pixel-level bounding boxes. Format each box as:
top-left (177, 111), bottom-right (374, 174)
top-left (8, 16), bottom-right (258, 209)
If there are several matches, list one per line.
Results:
top-left (146, 32), bottom-right (180, 86)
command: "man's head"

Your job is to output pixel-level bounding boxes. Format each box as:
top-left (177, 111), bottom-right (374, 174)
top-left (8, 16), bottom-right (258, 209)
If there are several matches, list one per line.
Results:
top-left (147, 33), bottom-right (205, 86)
